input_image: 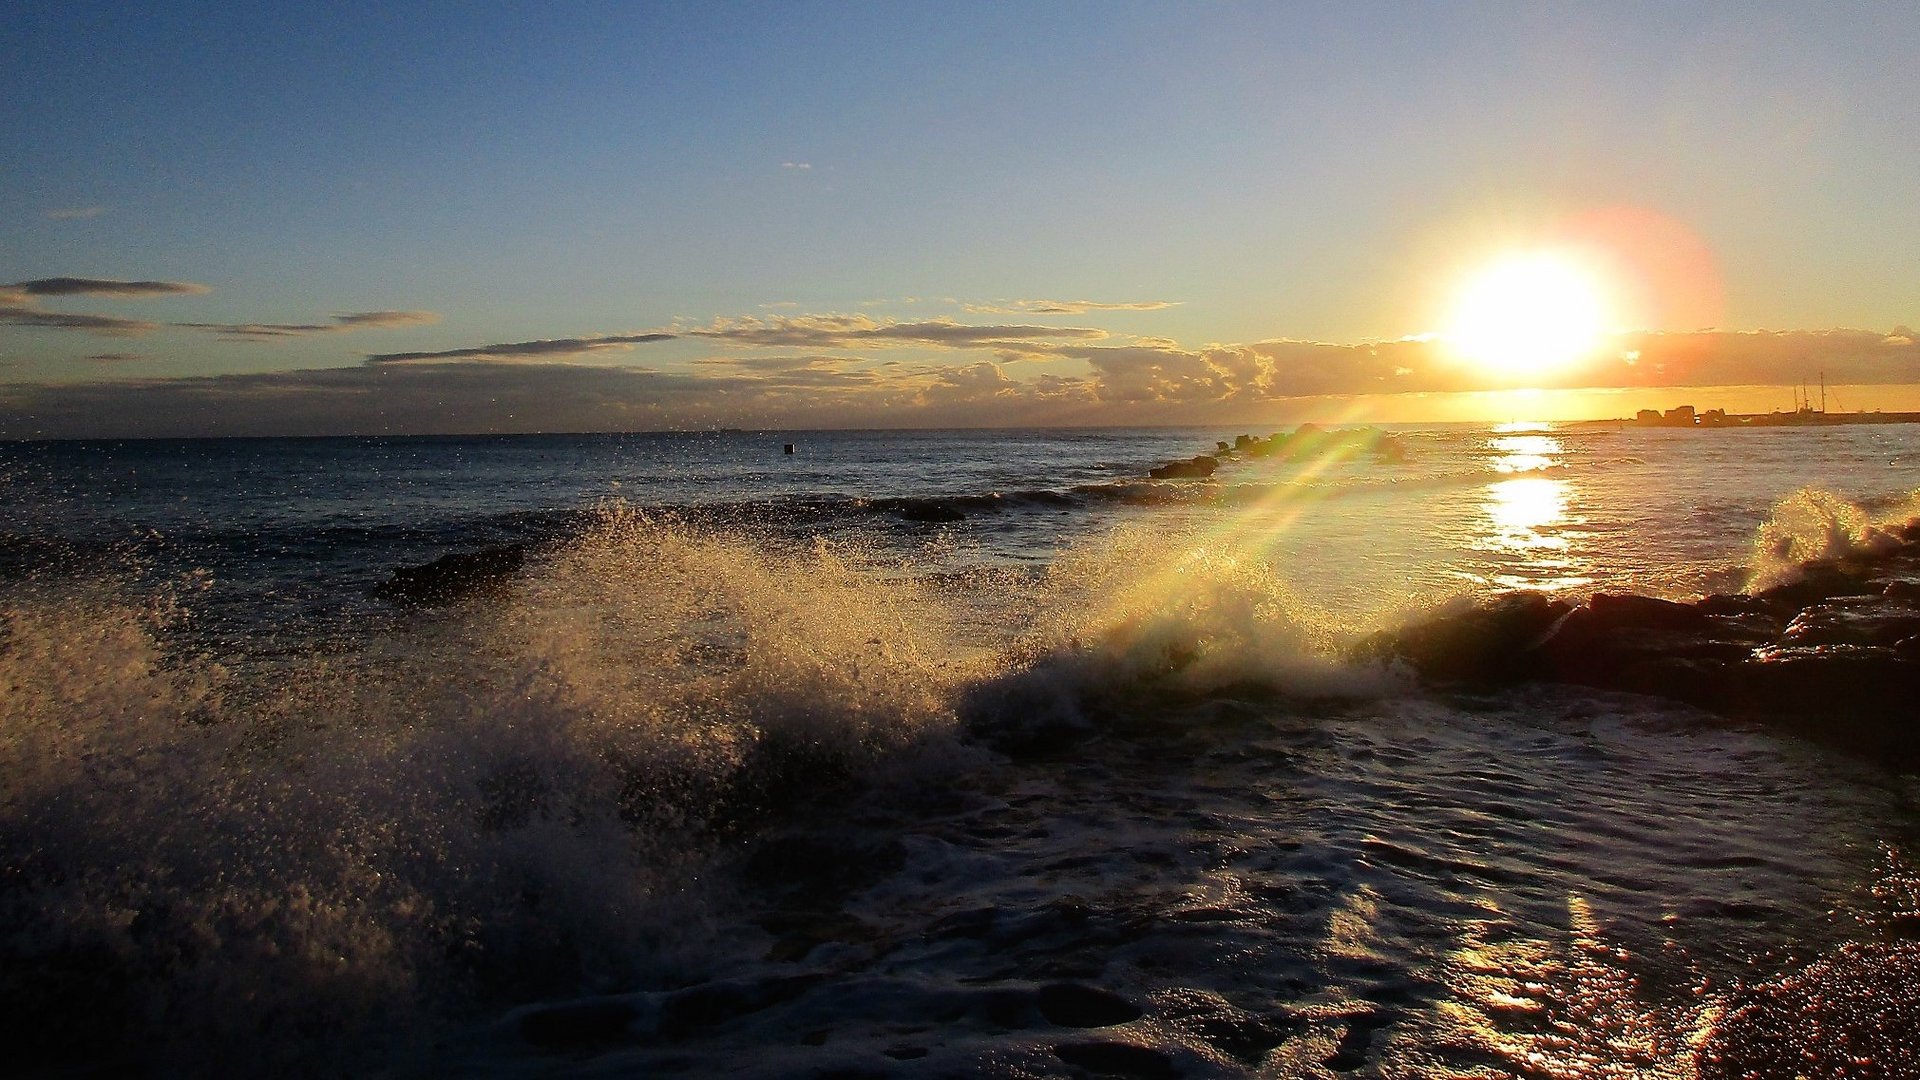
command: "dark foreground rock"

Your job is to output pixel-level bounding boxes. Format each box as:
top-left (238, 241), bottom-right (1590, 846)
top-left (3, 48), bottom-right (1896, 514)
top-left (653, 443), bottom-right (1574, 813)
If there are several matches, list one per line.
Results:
top-left (1364, 530), bottom-right (1920, 765)
top-left (373, 543), bottom-right (530, 605)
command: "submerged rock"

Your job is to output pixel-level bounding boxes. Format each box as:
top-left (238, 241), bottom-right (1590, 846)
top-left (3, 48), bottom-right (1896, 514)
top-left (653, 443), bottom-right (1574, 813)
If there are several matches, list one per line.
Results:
top-left (373, 543), bottom-right (528, 605)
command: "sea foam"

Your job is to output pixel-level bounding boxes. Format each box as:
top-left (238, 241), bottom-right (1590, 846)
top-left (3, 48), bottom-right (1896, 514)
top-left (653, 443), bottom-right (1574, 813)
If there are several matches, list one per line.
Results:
top-left (1, 503), bottom-right (1394, 1073)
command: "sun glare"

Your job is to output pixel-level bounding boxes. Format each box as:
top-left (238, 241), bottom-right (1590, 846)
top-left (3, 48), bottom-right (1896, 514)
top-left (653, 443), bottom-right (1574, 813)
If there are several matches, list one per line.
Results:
top-left (1444, 252), bottom-right (1611, 378)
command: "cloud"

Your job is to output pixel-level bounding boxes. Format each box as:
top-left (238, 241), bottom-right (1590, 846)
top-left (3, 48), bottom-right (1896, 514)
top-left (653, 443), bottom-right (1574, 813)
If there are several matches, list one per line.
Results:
top-left (333, 310), bottom-right (442, 328)
top-left (684, 314), bottom-right (1107, 350)
top-left (781, 161), bottom-right (811, 170)
top-left (366, 332), bottom-right (675, 364)
top-left (0, 305), bottom-right (159, 337)
top-left (44, 206), bottom-right (109, 220)
top-left (83, 353), bottom-right (147, 364)
top-left (689, 354), bottom-right (867, 372)
top-left (361, 315), bottom-right (1108, 368)
top-left (0, 278), bottom-right (202, 336)
top-left (9, 277), bottom-right (211, 298)
top-left (963, 299), bottom-right (1181, 315)
top-left (1035, 328), bottom-right (1920, 404)
top-left (178, 310), bottom-right (442, 340)
top-left (0, 359), bottom-right (1099, 439)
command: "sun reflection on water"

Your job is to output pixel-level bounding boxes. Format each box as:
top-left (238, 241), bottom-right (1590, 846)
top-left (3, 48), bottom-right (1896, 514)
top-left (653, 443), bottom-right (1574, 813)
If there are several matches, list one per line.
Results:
top-left (1489, 433), bottom-right (1563, 474)
top-left (1397, 894), bottom-right (1712, 1079)
top-left (1478, 433), bottom-right (1593, 592)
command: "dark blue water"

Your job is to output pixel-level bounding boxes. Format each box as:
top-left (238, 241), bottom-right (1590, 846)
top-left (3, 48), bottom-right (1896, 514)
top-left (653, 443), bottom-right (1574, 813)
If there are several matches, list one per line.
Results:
top-left (4, 424), bottom-right (1920, 1077)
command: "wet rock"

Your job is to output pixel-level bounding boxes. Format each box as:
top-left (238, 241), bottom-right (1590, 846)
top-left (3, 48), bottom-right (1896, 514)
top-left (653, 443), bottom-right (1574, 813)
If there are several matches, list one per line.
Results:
top-left (1529, 595), bottom-right (1753, 690)
top-left (1037, 983), bottom-right (1143, 1028)
top-left (1752, 560), bottom-right (1884, 608)
top-left (1696, 592), bottom-right (1766, 617)
top-left (1363, 591), bottom-right (1571, 684)
top-left (1585, 592), bottom-right (1709, 630)
top-left (1778, 597), bottom-right (1920, 648)
top-left (1053, 1040), bottom-right (1178, 1078)
top-left (1149, 455), bottom-right (1218, 480)
top-left (1884, 579), bottom-right (1920, 602)
top-left (1359, 526), bottom-right (1920, 763)
top-left (373, 543), bottom-right (527, 605)
top-left (518, 1000), bottom-right (637, 1049)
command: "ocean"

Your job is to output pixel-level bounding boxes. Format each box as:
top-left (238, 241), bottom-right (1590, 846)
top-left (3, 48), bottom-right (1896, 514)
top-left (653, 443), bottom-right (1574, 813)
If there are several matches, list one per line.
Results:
top-left (3, 423), bottom-right (1919, 1077)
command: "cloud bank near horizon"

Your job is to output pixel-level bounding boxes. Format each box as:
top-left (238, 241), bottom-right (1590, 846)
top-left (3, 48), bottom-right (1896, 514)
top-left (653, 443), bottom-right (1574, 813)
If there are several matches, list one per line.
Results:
top-left (4, 323), bottom-right (1917, 438)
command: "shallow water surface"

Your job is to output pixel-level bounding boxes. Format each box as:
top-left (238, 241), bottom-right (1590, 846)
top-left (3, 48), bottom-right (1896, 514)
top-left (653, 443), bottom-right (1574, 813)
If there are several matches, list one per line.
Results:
top-left (3, 424), bottom-right (1919, 1076)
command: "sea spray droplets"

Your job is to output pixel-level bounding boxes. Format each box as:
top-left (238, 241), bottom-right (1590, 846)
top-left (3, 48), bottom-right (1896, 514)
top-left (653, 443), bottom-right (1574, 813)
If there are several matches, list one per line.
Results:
top-left (961, 524), bottom-right (1406, 749)
top-left (0, 512), bottom-right (990, 1073)
top-left (1746, 486), bottom-right (1920, 593)
top-left (2, 508), bottom-right (1413, 1072)
top-left (1015, 523), bottom-right (1401, 698)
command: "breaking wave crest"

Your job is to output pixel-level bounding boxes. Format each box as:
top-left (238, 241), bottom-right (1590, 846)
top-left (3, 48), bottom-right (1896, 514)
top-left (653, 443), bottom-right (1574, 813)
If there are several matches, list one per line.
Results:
top-left (1, 503), bottom-right (1395, 1073)
top-left (1746, 486), bottom-right (1920, 592)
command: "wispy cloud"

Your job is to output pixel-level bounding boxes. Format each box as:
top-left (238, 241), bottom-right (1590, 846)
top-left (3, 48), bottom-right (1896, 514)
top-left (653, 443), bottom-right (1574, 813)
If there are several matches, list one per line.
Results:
top-left (780, 161), bottom-right (812, 170)
top-left (363, 315), bottom-right (1110, 367)
top-left (83, 352), bottom-right (146, 364)
top-left (44, 206), bottom-right (109, 221)
top-left (963, 299), bottom-right (1181, 315)
top-left (366, 332), bottom-right (675, 364)
top-left (0, 277), bottom-right (206, 336)
top-left (0, 305), bottom-right (159, 337)
top-left (688, 354), bottom-right (867, 372)
top-left (180, 310), bottom-right (442, 340)
top-left (10, 277), bottom-right (210, 297)
top-left (683, 314), bottom-right (1107, 350)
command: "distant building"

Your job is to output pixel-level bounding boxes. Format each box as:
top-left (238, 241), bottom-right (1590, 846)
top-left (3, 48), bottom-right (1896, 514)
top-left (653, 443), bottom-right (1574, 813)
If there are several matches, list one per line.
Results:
top-left (1665, 405), bottom-right (1696, 425)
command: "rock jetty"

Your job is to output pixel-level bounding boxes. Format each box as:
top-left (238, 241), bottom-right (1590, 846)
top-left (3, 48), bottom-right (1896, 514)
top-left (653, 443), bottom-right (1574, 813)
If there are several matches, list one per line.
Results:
top-left (1365, 519), bottom-right (1920, 764)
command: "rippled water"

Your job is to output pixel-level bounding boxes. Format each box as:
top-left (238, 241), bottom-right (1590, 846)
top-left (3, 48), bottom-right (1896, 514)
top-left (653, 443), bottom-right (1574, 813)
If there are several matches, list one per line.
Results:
top-left (3, 423), bottom-right (1919, 1076)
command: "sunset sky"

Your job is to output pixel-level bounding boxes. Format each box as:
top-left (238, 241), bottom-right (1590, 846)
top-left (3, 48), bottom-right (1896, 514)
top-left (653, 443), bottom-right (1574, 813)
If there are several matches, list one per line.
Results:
top-left (4, 2), bottom-right (1917, 436)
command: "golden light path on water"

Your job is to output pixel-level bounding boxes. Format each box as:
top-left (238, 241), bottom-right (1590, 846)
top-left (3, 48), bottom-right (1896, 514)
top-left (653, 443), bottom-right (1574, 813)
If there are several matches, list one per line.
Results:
top-left (1479, 430), bottom-right (1594, 594)
top-left (1054, 415), bottom-right (1609, 659)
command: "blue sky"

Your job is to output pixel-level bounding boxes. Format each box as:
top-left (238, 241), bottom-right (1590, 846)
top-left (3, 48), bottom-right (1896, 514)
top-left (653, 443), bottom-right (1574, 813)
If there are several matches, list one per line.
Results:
top-left (4, 2), bottom-right (1918, 435)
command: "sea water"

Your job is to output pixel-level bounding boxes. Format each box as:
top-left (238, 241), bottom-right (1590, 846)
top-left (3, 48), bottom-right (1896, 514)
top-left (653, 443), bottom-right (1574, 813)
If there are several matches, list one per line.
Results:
top-left (2, 423), bottom-right (1918, 1076)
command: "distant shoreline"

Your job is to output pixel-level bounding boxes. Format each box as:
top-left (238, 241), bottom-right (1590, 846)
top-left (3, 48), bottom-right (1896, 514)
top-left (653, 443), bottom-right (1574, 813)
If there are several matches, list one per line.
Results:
top-left (1568, 408), bottom-right (1920, 430)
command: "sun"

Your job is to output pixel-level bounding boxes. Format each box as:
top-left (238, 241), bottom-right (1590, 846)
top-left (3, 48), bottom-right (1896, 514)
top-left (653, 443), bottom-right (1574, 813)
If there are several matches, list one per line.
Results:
top-left (1443, 251), bottom-right (1611, 378)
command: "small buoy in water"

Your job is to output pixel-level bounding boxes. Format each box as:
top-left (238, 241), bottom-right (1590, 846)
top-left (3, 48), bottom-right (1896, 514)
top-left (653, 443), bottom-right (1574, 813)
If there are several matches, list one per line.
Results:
top-left (784, 443), bottom-right (795, 454)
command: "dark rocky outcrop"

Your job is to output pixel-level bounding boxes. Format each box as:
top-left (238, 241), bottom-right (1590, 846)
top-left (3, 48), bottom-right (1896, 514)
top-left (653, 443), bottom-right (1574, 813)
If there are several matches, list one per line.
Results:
top-left (1364, 534), bottom-right (1920, 765)
top-left (1148, 455), bottom-right (1219, 480)
top-left (373, 543), bottom-right (529, 605)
